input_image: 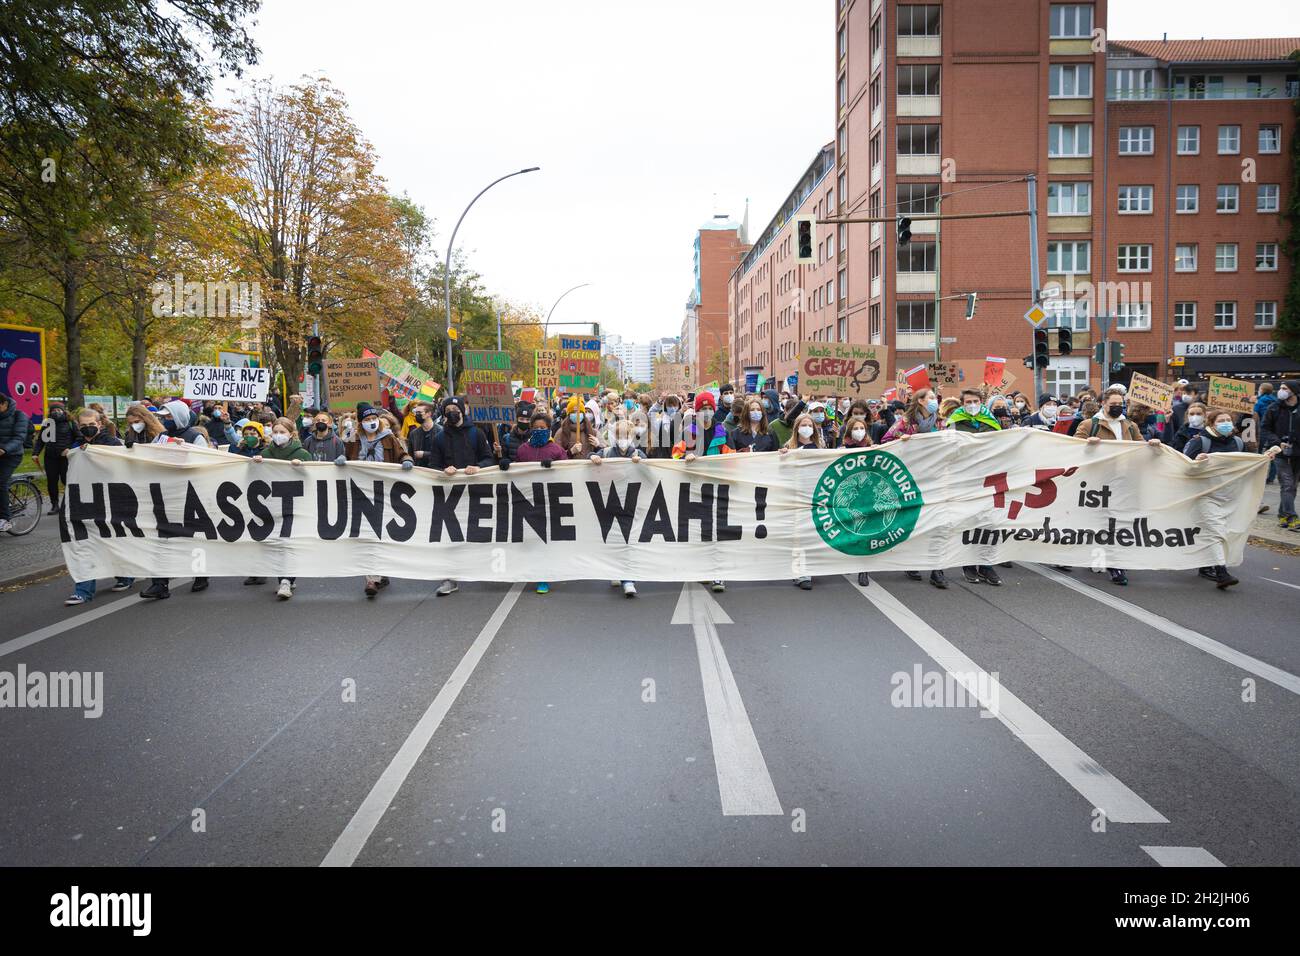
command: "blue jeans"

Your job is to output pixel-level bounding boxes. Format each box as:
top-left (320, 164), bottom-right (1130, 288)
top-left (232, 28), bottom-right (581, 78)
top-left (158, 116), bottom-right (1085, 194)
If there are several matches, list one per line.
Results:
top-left (74, 577), bottom-right (135, 601)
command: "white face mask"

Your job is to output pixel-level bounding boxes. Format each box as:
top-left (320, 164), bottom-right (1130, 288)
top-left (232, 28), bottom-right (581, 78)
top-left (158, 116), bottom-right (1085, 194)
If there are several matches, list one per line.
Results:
top-left (1041, 406), bottom-right (1058, 420)
top-left (964, 403), bottom-right (981, 416)
top-left (1188, 414), bottom-right (1205, 428)
top-left (131, 421), bottom-right (145, 433)
top-left (749, 410), bottom-right (763, 422)
top-left (362, 419), bottom-right (380, 433)
top-left (1015, 401), bottom-right (1026, 410)
top-left (797, 425), bottom-right (814, 440)
top-left (851, 428), bottom-right (866, 441)
top-left (272, 432), bottom-right (290, 446)
top-left (1280, 388), bottom-right (1293, 401)
top-left (616, 437), bottom-right (632, 450)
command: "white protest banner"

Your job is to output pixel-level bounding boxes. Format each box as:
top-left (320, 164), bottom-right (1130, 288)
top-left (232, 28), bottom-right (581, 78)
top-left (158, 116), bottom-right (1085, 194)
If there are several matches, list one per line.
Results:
top-left (60, 431), bottom-right (1266, 581)
top-left (183, 365), bottom-right (270, 402)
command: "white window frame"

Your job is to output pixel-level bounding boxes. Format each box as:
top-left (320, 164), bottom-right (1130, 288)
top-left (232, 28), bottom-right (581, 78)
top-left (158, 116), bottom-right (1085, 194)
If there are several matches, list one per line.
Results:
top-left (1217, 125), bottom-right (1240, 154)
top-left (1176, 184), bottom-right (1199, 213)
top-left (1215, 243), bottom-right (1238, 272)
top-left (1109, 68), bottom-right (1155, 101)
top-left (1117, 244), bottom-right (1152, 273)
top-left (1044, 297), bottom-right (1091, 332)
top-left (1256, 242), bottom-right (1279, 271)
top-left (1216, 184), bottom-right (1239, 214)
top-left (1118, 126), bottom-right (1154, 155)
top-left (1173, 302), bottom-right (1197, 330)
top-left (1115, 302), bottom-right (1152, 331)
top-left (1049, 4), bottom-right (1094, 39)
top-left (1257, 184), bottom-right (1280, 213)
top-left (1050, 63), bottom-right (1093, 98)
top-left (1174, 244), bottom-right (1197, 272)
top-left (1047, 181), bottom-right (1091, 215)
top-left (1047, 240), bottom-right (1091, 274)
top-left (1048, 123), bottom-right (1092, 158)
top-left (1259, 125), bottom-right (1282, 154)
top-left (1255, 301), bottom-right (1278, 329)
top-left (1117, 185), bottom-right (1153, 214)
top-left (1176, 126), bottom-right (1200, 154)
top-left (1045, 357), bottom-right (1090, 398)
top-left (1214, 302), bottom-right (1237, 330)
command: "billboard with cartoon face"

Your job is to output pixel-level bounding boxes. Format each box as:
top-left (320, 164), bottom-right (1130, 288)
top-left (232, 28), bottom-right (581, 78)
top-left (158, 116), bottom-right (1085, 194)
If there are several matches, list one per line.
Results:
top-left (0, 324), bottom-right (47, 420)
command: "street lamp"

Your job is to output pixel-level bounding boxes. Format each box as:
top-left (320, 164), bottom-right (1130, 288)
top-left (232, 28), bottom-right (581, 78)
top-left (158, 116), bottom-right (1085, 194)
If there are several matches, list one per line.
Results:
top-left (444, 166), bottom-right (540, 393)
top-left (543, 283), bottom-right (593, 340)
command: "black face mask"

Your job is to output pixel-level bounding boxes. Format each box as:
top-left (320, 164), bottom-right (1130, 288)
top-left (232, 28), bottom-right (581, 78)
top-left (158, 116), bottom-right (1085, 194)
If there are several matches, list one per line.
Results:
top-left (444, 410), bottom-right (461, 425)
top-left (1106, 405), bottom-right (1123, 418)
top-left (314, 422), bottom-right (330, 432)
top-left (79, 424), bottom-right (98, 439)
top-left (52, 409), bottom-right (67, 420)
top-left (414, 412), bottom-right (425, 422)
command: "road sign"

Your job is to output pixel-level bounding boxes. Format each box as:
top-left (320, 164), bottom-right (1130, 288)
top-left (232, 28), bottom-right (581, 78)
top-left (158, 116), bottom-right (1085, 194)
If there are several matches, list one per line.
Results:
top-left (1023, 304), bottom-right (1047, 327)
top-left (1092, 313), bottom-right (1112, 337)
top-left (1169, 356), bottom-right (1185, 367)
top-left (940, 337), bottom-right (958, 344)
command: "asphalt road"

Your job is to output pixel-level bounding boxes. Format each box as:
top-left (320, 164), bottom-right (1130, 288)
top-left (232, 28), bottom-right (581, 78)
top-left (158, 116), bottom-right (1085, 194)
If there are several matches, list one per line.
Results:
top-left (1, 544), bottom-right (1298, 867)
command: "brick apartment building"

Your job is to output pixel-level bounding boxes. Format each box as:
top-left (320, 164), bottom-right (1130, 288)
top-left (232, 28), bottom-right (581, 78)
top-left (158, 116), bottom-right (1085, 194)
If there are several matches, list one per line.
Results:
top-left (727, 0), bottom-right (1299, 395)
top-left (686, 214), bottom-right (750, 384)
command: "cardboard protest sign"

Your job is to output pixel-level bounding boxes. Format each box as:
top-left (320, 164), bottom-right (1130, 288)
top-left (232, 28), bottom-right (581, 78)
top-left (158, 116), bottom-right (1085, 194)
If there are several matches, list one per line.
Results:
top-left (954, 359), bottom-right (1016, 394)
top-left (462, 350), bottom-right (514, 424)
top-left (654, 363), bottom-right (691, 396)
top-left (799, 342), bottom-right (891, 395)
top-left (1126, 372), bottom-right (1174, 414)
top-left (323, 357), bottom-right (380, 408)
top-left (983, 357), bottom-right (1006, 389)
top-left (1207, 376), bottom-right (1256, 414)
top-left (535, 349), bottom-right (559, 388)
top-left (183, 365), bottom-right (270, 403)
top-left (377, 350), bottom-right (436, 409)
top-left (895, 362), bottom-right (959, 390)
top-left (904, 364), bottom-right (931, 392)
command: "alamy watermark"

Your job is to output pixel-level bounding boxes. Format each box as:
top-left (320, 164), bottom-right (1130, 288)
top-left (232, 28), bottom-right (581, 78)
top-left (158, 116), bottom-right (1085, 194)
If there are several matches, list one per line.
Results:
top-left (151, 273), bottom-right (261, 324)
top-left (891, 664), bottom-right (1000, 718)
top-left (0, 665), bottom-right (103, 718)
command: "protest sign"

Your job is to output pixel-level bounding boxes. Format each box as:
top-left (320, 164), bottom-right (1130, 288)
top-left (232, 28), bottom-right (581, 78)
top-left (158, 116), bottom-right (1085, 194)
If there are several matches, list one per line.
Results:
top-left (903, 364), bottom-right (931, 392)
top-left (1127, 372), bottom-right (1174, 414)
top-left (323, 358), bottom-right (380, 408)
top-left (654, 363), bottom-right (691, 396)
top-left (183, 365), bottom-right (270, 403)
top-left (983, 357), bottom-right (1006, 389)
top-left (799, 342), bottom-right (892, 395)
top-left (462, 350), bottom-right (514, 424)
top-left (62, 429), bottom-right (1267, 583)
top-left (553, 337), bottom-right (602, 390)
top-left (377, 350), bottom-right (438, 409)
top-left (1207, 376), bottom-right (1256, 414)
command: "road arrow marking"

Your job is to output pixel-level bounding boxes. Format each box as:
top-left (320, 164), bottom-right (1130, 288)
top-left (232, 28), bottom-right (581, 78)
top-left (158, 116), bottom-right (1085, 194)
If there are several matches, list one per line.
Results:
top-left (674, 583), bottom-right (782, 817)
top-left (1141, 846), bottom-right (1226, 867)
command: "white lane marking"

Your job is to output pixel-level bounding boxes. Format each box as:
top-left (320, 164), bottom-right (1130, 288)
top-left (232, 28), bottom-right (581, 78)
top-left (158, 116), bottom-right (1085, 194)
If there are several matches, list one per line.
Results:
top-left (673, 583), bottom-right (783, 816)
top-left (0, 579), bottom-right (192, 660)
top-left (321, 583), bottom-right (524, 867)
top-left (846, 575), bottom-right (1168, 824)
top-left (1262, 577), bottom-right (1300, 593)
top-left (1142, 845), bottom-right (1226, 867)
top-left (1028, 565), bottom-right (1300, 697)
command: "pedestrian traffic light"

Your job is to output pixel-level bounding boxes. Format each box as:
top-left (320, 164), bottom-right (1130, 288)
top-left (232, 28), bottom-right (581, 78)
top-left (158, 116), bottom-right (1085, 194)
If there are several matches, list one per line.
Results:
top-left (306, 335), bottom-right (323, 375)
top-left (965, 292), bottom-right (978, 320)
top-left (1108, 340), bottom-right (1125, 372)
top-left (1057, 326), bottom-right (1073, 354)
top-left (897, 215), bottom-right (912, 247)
top-left (794, 215), bottom-right (815, 264)
top-left (1033, 327), bottom-right (1050, 368)
top-left (1023, 355), bottom-right (1034, 369)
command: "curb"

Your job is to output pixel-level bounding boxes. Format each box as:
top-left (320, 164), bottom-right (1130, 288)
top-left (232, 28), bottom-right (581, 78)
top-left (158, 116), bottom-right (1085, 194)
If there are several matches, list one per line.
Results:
top-left (1248, 534), bottom-right (1300, 555)
top-left (0, 561), bottom-right (67, 591)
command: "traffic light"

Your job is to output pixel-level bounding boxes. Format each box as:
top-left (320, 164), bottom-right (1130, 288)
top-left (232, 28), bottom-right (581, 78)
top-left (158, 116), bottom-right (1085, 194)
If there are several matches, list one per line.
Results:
top-left (964, 292), bottom-right (978, 320)
top-left (897, 215), bottom-right (913, 247)
top-left (1022, 355), bottom-right (1034, 369)
top-left (1093, 342), bottom-right (1106, 365)
top-left (306, 335), bottom-right (323, 375)
top-left (794, 215), bottom-right (815, 264)
top-left (1057, 326), bottom-right (1073, 354)
top-left (1033, 327), bottom-right (1050, 368)
top-left (1108, 340), bottom-right (1126, 372)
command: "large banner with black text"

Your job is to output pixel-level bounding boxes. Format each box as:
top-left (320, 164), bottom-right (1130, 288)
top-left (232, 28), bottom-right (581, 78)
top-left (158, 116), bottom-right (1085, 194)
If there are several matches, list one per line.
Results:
top-left (59, 430), bottom-right (1267, 581)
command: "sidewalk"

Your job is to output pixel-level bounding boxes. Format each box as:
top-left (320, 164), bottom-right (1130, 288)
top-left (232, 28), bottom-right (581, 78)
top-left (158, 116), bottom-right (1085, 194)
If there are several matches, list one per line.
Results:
top-left (1250, 480), bottom-right (1299, 550)
top-left (0, 508), bottom-right (67, 587)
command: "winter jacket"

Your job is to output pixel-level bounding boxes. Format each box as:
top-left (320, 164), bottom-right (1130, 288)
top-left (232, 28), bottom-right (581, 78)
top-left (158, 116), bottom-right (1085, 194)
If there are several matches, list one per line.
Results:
top-left (33, 409), bottom-right (75, 457)
top-left (727, 427), bottom-right (777, 453)
top-left (1262, 400), bottom-right (1300, 457)
top-left (1171, 423), bottom-right (1206, 451)
top-left (345, 429), bottom-right (411, 465)
top-left (1184, 432), bottom-right (1245, 458)
top-left (429, 424), bottom-right (492, 470)
top-left (882, 415), bottom-right (935, 442)
top-left (515, 440), bottom-right (569, 464)
top-left (302, 429), bottom-right (346, 462)
top-left (155, 400), bottom-right (209, 446)
top-left (499, 424), bottom-right (533, 463)
top-left (672, 423), bottom-right (733, 458)
top-left (69, 430), bottom-right (123, 451)
top-left (556, 418), bottom-right (601, 457)
top-left (1075, 414), bottom-right (1143, 442)
top-left (229, 439), bottom-right (263, 458)
top-left (406, 424), bottom-right (441, 467)
top-left (598, 441), bottom-right (643, 460)
top-left (1254, 392), bottom-right (1278, 419)
top-left (0, 404), bottom-right (32, 458)
top-left (262, 437), bottom-right (312, 462)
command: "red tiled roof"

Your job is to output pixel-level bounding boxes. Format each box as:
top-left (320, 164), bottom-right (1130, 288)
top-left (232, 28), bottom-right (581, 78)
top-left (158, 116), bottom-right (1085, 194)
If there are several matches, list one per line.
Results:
top-left (1110, 38), bottom-right (1300, 63)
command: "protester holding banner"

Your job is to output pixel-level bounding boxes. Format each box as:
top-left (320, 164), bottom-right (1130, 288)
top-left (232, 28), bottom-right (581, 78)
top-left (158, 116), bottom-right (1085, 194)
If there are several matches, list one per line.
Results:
top-left (497, 402), bottom-right (534, 464)
top-left (650, 395), bottom-right (682, 459)
top-left (139, 401), bottom-right (212, 600)
top-left (674, 392), bottom-right (732, 461)
top-left (946, 388), bottom-right (1000, 435)
top-left (303, 411), bottom-right (346, 462)
top-left (882, 388), bottom-right (938, 443)
top-left (590, 419), bottom-right (644, 598)
top-left (345, 402), bottom-right (413, 468)
top-left (1170, 401), bottom-right (1209, 453)
top-left (1024, 395), bottom-right (1062, 431)
top-left (728, 395), bottom-right (776, 453)
top-left (407, 404), bottom-right (442, 468)
top-left (33, 401), bottom-right (73, 514)
top-left (229, 420), bottom-right (266, 458)
top-left (122, 404), bottom-right (164, 447)
top-left (63, 410), bottom-right (135, 606)
top-left (1261, 381), bottom-right (1299, 531)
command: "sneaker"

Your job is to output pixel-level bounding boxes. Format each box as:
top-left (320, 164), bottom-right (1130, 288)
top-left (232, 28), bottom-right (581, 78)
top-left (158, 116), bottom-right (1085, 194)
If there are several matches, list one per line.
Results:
top-left (1109, 569), bottom-right (1129, 586)
top-left (980, 567), bottom-right (1003, 587)
top-left (796, 576), bottom-right (813, 590)
top-left (930, 570), bottom-right (948, 589)
top-left (1280, 515), bottom-right (1291, 529)
top-left (190, 577), bottom-right (209, 593)
top-left (1215, 569), bottom-right (1239, 589)
top-left (47, 504), bottom-right (61, 516)
top-left (622, 581), bottom-right (637, 598)
top-left (64, 594), bottom-right (89, 606)
top-left (857, 571), bottom-right (870, 587)
top-left (436, 579), bottom-right (459, 596)
top-left (110, 579), bottom-right (132, 592)
top-left (364, 581), bottom-right (379, 597)
top-left (609, 580), bottom-right (622, 588)
top-left (710, 580), bottom-right (726, 593)
top-left (1197, 567), bottom-right (1220, 581)
top-left (1050, 565), bottom-right (1073, 573)
top-left (1288, 516), bottom-right (1300, 532)
top-left (139, 583), bottom-right (170, 600)
top-left (905, 570), bottom-right (923, 581)
top-left (0, 519), bottom-right (13, 533)
top-left (962, 566), bottom-right (982, 584)
top-left (243, 576), bottom-right (266, 586)
top-left (276, 579), bottom-right (293, 600)
top-left (536, 582), bottom-right (550, 594)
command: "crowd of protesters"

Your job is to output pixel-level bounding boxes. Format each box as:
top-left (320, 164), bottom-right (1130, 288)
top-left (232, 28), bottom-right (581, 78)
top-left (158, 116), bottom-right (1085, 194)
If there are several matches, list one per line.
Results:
top-left (0, 372), bottom-right (1290, 607)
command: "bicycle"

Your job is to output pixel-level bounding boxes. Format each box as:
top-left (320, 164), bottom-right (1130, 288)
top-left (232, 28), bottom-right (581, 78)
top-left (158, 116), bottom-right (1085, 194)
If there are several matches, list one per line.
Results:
top-left (4, 475), bottom-right (44, 536)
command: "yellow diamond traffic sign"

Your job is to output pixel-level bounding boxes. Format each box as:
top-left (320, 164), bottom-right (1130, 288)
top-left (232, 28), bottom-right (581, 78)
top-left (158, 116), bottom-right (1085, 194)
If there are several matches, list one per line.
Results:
top-left (1023, 304), bottom-right (1047, 327)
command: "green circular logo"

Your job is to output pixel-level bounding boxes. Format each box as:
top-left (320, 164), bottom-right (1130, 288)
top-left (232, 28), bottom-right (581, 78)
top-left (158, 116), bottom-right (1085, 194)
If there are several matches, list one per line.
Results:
top-left (812, 450), bottom-right (924, 555)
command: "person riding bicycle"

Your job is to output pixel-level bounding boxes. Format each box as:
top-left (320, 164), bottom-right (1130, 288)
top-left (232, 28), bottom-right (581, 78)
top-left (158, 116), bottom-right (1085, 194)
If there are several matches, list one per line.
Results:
top-left (0, 387), bottom-right (32, 535)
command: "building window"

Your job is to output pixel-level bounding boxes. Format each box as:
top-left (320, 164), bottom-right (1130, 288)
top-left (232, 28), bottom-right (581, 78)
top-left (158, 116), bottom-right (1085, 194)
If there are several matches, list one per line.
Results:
top-left (898, 64), bottom-right (940, 96)
top-left (870, 246), bottom-right (881, 279)
top-left (838, 222), bottom-right (847, 250)
top-left (1108, 68), bottom-right (1155, 100)
top-left (1049, 4), bottom-right (1093, 38)
top-left (1176, 126), bottom-right (1200, 154)
top-left (826, 230), bottom-right (835, 259)
top-left (1217, 125), bottom-right (1240, 154)
top-left (838, 317), bottom-right (848, 341)
top-left (1215, 243), bottom-right (1238, 271)
top-left (838, 25), bottom-right (847, 58)
top-left (838, 74), bottom-right (847, 109)
top-left (1259, 125), bottom-right (1282, 154)
top-left (870, 76), bottom-right (882, 112)
top-left (897, 124), bottom-right (941, 155)
top-left (1115, 302), bottom-right (1152, 330)
top-left (1117, 185), bottom-right (1153, 214)
top-left (1117, 244), bottom-right (1152, 272)
top-left (1256, 301), bottom-right (1278, 329)
top-left (898, 241), bottom-right (937, 272)
top-left (1046, 358), bottom-right (1090, 398)
top-left (1214, 302), bottom-right (1237, 330)
top-left (870, 18), bottom-right (881, 58)
top-left (1257, 242), bottom-right (1279, 271)
top-left (1044, 297), bottom-right (1090, 331)
top-left (1174, 74), bottom-right (1223, 99)
top-left (1118, 126), bottom-right (1154, 155)
top-left (838, 172), bottom-right (847, 205)
top-left (1175, 184), bottom-right (1199, 213)
top-left (897, 5), bottom-right (941, 36)
top-left (838, 124), bottom-right (847, 157)
top-left (896, 301), bottom-right (936, 333)
top-left (1216, 184), bottom-right (1240, 213)
top-left (1174, 302), bottom-right (1197, 330)
top-left (898, 182), bottom-right (940, 215)
top-left (870, 304), bottom-right (882, 340)
top-left (1174, 244), bottom-right (1197, 272)
top-left (1048, 181), bottom-right (1091, 215)
top-left (1258, 184), bottom-right (1280, 213)
top-left (870, 132), bottom-right (881, 168)
top-left (1047, 241), bottom-right (1090, 274)
top-left (1048, 123), bottom-right (1092, 157)
top-left (827, 279), bottom-right (834, 304)
top-left (838, 268), bottom-right (846, 300)
top-left (1050, 63), bottom-right (1093, 98)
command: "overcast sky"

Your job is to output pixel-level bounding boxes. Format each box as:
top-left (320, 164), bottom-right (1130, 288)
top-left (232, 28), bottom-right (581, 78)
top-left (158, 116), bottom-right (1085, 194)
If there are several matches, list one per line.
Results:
top-left (227, 0), bottom-right (1300, 346)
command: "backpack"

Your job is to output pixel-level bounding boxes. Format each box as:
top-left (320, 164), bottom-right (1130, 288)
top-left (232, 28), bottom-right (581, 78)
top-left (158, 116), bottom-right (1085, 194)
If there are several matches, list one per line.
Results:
top-left (1197, 434), bottom-right (1243, 456)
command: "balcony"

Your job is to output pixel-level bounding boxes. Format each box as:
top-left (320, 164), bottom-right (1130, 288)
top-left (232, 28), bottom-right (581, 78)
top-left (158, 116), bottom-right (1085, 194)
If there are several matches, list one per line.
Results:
top-left (1048, 97), bottom-right (1092, 116)
top-left (896, 331), bottom-right (937, 351)
top-left (1050, 39), bottom-right (1094, 55)
top-left (898, 95), bottom-right (941, 117)
top-left (897, 36), bottom-right (941, 57)
top-left (897, 155), bottom-right (941, 175)
top-left (895, 271), bottom-right (937, 293)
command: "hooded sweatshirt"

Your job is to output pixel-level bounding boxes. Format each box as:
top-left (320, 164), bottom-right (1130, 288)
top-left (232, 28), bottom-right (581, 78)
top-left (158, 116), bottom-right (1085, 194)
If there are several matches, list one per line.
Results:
top-left (303, 426), bottom-right (346, 461)
top-left (156, 400), bottom-right (209, 446)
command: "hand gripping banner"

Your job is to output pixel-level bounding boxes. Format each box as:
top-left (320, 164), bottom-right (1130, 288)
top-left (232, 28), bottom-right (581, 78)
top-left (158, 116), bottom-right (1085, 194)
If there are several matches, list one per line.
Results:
top-left (59, 430), bottom-right (1268, 582)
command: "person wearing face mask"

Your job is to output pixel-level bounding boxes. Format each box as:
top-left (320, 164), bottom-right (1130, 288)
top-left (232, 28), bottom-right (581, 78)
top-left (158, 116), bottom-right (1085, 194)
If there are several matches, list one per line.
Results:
top-left (988, 397), bottom-right (1015, 431)
top-left (1006, 393), bottom-right (1032, 427)
top-left (137, 400), bottom-right (213, 601)
top-left (804, 401), bottom-right (838, 447)
top-left (650, 394), bottom-right (681, 458)
top-left (498, 401), bottom-right (534, 465)
top-left (198, 402), bottom-right (232, 447)
top-left (229, 420), bottom-right (266, 458)
top-left (1170, 401), bottom-right (1209, 453)
top-left (341, 402), bottom-right (414, 598)
top-left (590, 419), bottom-right (644, 597)
top-left (779, 413), bottom-right (826, 589)
top-left (728, 396), bottom-right (777, 453)
top-left (122, 404), bottom-right (164, 447)
top-left (945, 388), bottom-right (1001, 434)
top-left (303, 411), bottom-right (346, 461)
top-left (423, 396), bottom-right (489, 597)
top-left (674, 392), bottom-right (733, 593)
top-left (512, 409), bottom-right (570, 595)
top-left (407, 403), bottom-right (443, 469)
top-left (763, 389), bottom-right (800, 446)
top-left (248, 418), bottom-right (311, 598)
top-left (1262, 381), bottom-right (1300, 531)
top-left (838, 414), bottom-right (877, 586)
top-left (557, 395), bottom-right (601, 458)
top-left (1025, 394), bottom-right (1063, 431)
top-left (882, 389), bottom-right (939, 444)
top-left (33, 400), bottom-right (74, 514)
top-left (62, 410), bottom-right (136, 605)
